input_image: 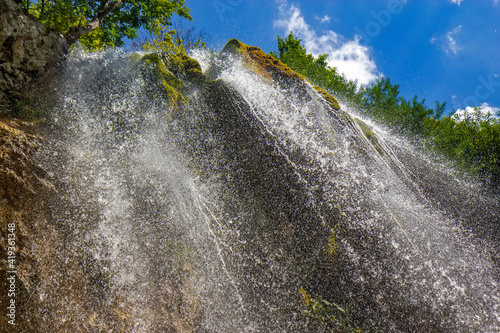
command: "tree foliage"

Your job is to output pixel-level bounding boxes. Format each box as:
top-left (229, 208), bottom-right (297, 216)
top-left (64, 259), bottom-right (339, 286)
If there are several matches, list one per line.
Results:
top-left (130, 19), bottom-right (210, 52)
top-left (426, 108), bottom-right (500, 187)
top-left (270, 33), bottom-right (359, 104)
top-left (273, 32), bottom-right (500, 189)
top-left (360, 78), bottom-right (436, 136)
top-left (19, 0), bottom-right (191, 50)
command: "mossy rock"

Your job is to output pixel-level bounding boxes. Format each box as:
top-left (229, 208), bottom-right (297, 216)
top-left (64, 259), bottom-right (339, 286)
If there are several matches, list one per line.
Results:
top-left (354, 117), bottom-right (384, 155)
top-left (313, 86), bottom-right (341, 111)
top-left (223, 39), bottom-right (305, 84)
top-left (133, 48), bottom-right (207, 122)
top-left (139, 50), bottom-right (206, 101)
top-left (139, 53), bottom-right (186, 117)
top-left (167, 52), bottom-right (205, 82)
top-left (140, 53), bottom-right (183, 89)
top-left (128, 52), bottom-right (143, 64)
top-left (222, 39), bottom-right (341, 111)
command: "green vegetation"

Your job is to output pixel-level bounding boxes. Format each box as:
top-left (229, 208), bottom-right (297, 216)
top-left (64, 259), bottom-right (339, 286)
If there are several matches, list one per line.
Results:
top-left (360, 77), bottom-right (439, 136)
top-left (270, 33), bottom-right (359, 104)
top-left (299, 288), bottom-right (373, 332)
top-left (133, 23), bottom-right (206, 122)
top-left (17, 2), bottom-right (499, 187)
top-left (327, 225), bottom-right (338, 258)
top-left (19, 0), bottom-right (191, 50)
top-left (426, 108), bottom-right (500, 187)
top-left (272, 32), bottom-right (500, 190)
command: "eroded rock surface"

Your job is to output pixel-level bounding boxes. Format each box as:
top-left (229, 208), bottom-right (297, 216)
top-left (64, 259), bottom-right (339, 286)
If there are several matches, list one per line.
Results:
top-left (0, 0), bottom-right (66, 115)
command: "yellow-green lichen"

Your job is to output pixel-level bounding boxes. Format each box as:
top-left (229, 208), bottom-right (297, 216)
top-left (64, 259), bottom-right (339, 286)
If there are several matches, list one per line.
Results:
top-left (140, 53), bottom-right (186, 119)
top-left (354, 117), bottom-right (384, 156)
top-left (223, 39), bottom-right (305, 84)
top-left (313, 85), bottom-right (341, 111)
top-left (327, 224), bottom-right (339, 258)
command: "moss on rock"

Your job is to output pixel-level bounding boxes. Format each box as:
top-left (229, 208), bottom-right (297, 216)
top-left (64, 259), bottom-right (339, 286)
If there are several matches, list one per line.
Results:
top-left (223, 39), bottom-right (341, 112)
top-left (141, 53), bottom-right (184, 98)
top-left (223, 39), bottom-right (304, 84)
top-left (313, 85), bottom-right (341, 111)
top-left (167, 52), bottom-right (205, 82)
top-left (354, 117), bottom-right (384, 156)
top-left (137, 50), bottom-right (206, 120)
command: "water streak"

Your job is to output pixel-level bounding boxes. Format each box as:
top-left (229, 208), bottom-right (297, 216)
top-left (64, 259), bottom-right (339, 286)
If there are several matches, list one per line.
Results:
top-left (37, 48), bottom-right (500, 332)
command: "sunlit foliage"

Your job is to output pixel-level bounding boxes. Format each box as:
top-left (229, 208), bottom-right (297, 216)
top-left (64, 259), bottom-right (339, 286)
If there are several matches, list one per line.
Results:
top-left (19, 0), bottom-right (191, 50)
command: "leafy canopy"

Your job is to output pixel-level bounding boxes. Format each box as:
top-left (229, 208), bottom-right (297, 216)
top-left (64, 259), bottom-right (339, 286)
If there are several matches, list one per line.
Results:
top-left (270, 33), bottom-right (359, 103)
top-left (20, 0), bottom-right (191, 50)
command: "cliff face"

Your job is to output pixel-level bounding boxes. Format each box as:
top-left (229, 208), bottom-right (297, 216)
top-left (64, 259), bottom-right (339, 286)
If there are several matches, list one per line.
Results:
top-left (0, 119), bottom-right (56, 331)
top-left (0, 3), bottom-right (498, 328)
top-left (0, 0), bottom-right (66, 116)
top-left (0, 100), bottom-right (197, 333)
top-left (0, 5), bottom-right (69, 328)
top-left (0, 35), bottom-right (424, 331)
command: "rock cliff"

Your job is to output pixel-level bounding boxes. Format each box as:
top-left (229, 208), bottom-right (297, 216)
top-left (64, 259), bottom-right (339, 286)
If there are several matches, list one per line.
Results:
top-left (0, 0), bottom-right (66, 116)
top-left (0, 2), bottom-right (498, 329)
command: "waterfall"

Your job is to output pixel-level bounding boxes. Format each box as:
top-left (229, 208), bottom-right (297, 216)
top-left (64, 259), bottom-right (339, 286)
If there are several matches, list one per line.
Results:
top-left (35, 47), bottom-right (499, 332)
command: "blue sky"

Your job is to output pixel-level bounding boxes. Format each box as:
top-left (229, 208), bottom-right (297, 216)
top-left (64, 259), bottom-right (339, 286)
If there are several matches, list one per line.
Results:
top-left (181, 0), bottom-right (500, 116)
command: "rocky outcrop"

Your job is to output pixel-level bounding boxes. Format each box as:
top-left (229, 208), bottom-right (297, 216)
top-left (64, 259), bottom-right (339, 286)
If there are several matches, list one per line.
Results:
top-left (0, 116), bottom-right (198, 332)
top-left (0, 118), bottom-right (54, 332)
top-left (0, 0), bottom-right (66, 116)
top-left (3, 31), bottom-right (497, 331)
top-left (222, 39), bottom-right (341, 111)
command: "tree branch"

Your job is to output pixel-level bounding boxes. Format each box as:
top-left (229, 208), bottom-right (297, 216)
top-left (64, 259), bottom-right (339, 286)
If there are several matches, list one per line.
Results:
top-left (64, 0), bottom-right (123, 45)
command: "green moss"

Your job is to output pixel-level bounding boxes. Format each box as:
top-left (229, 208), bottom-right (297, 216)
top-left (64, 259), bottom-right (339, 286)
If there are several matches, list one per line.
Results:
top-left (167, 52), bottom-right (205, 82)
top-left (128, 52), bottom-right (143, 64)
top-left (223, 39), bottom-right (306, 83)
top-left (327, 224), bottom-right (339, 258)
top-left (141, 50), bottom-right (205, 93)
top-left (141, 53), bottom-right (177, 85)
top-left (300, 288), bottom-right (373, 332)
top-left (223, 40), bottom-right (344, 115)
top-left (354, 118), bottom-right (384, 156)
top-left (140, 53), bottom-right (186, 119)
top-left (299, 287), bottom-right (312, 307)
top-left (313, 85), bottom-right (341, 111)
top-left (222, 39), bottom-right (245, 54)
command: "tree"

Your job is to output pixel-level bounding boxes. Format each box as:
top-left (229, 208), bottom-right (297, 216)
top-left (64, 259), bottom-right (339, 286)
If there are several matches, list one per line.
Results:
top-left (20, 0), bottom-right (191, 50)
top-left (361, 77), bottom-right (400, 121)
top-left (271, 33), bottom-right (360, 103)
top-left (171, 19), bottom-right (211, 50)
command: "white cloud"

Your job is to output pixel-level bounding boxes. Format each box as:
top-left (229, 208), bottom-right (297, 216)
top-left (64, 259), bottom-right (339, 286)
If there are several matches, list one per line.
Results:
top-left (449, 0), bottom-right (464, 5)
top-left (315, 15), bottom-right (331, 24)
top-left (431, 25), bottom-right (463, 55)
top-left (274, 4), bottom-right (379, 86)
top-left (453, 102), bottom-right (500, 121)
top-left (494, 0), bottom-right (500, 6)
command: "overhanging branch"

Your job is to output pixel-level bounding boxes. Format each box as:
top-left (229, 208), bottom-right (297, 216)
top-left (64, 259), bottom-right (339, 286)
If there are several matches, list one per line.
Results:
top-left (64, 0), bottom-right (123, 45)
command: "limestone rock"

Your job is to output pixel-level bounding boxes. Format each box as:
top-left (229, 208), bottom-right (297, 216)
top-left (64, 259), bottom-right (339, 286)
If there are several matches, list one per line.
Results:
top-left (0, 0), bottom-right (66, 114)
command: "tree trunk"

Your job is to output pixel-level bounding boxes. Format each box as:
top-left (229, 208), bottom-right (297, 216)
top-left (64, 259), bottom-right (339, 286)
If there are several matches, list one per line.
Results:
top-left (63, 0), bottom-right (122, 45)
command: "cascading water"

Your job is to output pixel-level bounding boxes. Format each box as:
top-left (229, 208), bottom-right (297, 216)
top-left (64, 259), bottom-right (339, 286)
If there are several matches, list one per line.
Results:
top-left (34, 45), bottom-right (500, 332)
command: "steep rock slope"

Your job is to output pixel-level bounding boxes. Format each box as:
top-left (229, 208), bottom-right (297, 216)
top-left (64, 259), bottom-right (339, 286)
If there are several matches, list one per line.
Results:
top-left (1, 31), bottom-right (498, 332)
